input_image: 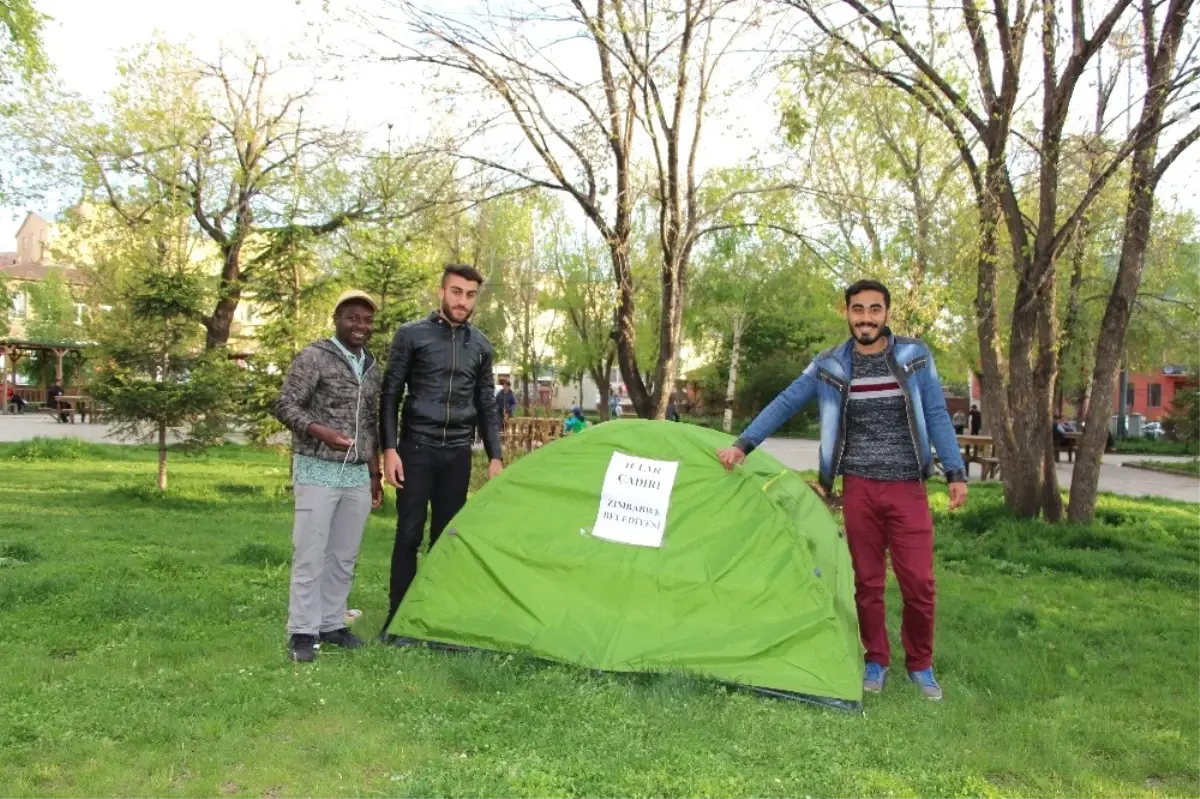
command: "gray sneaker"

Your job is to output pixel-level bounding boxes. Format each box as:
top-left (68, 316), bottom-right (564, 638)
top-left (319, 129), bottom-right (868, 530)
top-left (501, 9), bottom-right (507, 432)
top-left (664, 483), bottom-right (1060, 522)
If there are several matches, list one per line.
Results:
top-left (863, 661), bottom-right (888, 693)
top-left (908, 668), bottom-right (943, 700)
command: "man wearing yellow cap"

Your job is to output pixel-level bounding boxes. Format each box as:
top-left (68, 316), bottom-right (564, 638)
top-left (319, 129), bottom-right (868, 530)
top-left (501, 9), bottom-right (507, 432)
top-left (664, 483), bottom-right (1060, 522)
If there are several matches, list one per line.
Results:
top-left (272, 290), bottom-right (384, 662)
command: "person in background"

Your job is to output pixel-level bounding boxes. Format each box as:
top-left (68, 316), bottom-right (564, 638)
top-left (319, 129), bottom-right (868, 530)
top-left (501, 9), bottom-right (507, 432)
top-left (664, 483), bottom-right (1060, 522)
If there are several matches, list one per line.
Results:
top-left (378, 264), bottom-right (505, 642)
top-left (1053, 414), bottom-right (1069, 446)
top-left (715, 279), bottom-right (967, 701)
top-left (47, 382), bottom-right (69, 423)
top-left (495, 379), bottom-right (517, 428)
top-left (272, 290), bottom-right (384, 663)
top-left (952, 409), bottom-right (966, 435)
top-left (666, 398), bottom-right (680, 422)
top-left (563, 406), bottom-right (588, 435)
top-left (969, 403), bottom-right (983, 435)
top-left (6, 381), bottom-right (26, 414)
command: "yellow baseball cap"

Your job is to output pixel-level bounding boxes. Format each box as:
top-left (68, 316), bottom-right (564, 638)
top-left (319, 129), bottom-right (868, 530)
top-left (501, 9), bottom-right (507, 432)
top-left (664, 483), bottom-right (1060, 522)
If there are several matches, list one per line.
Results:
top-left (334, 289), bottom-right (378, 313)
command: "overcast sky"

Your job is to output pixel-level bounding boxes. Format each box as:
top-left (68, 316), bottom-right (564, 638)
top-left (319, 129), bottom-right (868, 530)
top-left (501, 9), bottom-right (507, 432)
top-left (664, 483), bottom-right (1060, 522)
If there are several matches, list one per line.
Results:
top-left (2, 0), bottom-right (1194, 251)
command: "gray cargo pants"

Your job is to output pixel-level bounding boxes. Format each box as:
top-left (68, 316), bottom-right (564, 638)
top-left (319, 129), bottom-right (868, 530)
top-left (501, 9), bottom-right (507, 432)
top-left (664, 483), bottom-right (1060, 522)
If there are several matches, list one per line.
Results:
top-left (287, 482), bottom-right (372, 635)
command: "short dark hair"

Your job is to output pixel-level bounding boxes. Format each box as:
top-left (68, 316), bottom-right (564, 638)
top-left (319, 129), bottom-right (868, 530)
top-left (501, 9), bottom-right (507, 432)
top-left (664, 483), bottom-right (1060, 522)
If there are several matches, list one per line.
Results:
top-left (442, 263), bottom-right (485, 287)
top-left (844, 279), bottom-right (891, 309)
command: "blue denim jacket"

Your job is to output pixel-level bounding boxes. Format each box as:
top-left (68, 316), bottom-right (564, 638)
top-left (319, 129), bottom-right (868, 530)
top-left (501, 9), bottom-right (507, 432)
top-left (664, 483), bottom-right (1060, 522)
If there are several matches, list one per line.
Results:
top-left (734, 331), bottom-right (967, 492)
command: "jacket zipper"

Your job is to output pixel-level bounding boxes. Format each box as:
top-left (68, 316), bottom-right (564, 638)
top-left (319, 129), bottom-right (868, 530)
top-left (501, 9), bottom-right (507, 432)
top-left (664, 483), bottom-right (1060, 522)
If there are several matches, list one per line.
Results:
top-left (831, 384), bottom-right (851, 486)
top-left (818, 367), bottom-right (851, 489)
top-left (444, 327), bottom-right (456, 445)
top-left (887, 350), bottom-right (927, 477)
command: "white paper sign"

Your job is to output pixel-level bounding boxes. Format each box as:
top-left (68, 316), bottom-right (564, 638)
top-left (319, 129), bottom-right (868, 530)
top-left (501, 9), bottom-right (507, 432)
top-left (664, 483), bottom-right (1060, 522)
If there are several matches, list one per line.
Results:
top-left (592, 452), bottom-right (680, 548)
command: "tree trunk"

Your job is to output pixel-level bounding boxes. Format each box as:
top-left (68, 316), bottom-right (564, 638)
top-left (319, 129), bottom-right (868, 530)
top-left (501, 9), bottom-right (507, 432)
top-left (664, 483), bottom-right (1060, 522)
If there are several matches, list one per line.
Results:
top-left (1059, 229), bottom-right (1088, 418)
top-left (593, 365), bottom-right (611, 421)
top-left (157, 421), bottom-right (168, 492)
top-left (1068, 0), bottom-right (1191, 522)
top-left (650, 253), bottom-right (686, 420)
top-left (1069, 139), bottom-right (1159, 521)
top-left (974, 163), bottom-right (1020, 507)
top-left (608, 243), bottom-right (651, 416)
top-left (1036, 273), bottom-right (1064, 522)
top-left (204, 240), bottom-right (246, 350)
top-left (722, 314), bottom-right (744, 434)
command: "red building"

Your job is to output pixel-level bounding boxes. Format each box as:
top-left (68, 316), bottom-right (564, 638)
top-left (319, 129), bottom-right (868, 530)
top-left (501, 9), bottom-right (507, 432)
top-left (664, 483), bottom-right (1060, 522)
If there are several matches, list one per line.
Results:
top-left (1112, 366), bottom-right (1195, 421)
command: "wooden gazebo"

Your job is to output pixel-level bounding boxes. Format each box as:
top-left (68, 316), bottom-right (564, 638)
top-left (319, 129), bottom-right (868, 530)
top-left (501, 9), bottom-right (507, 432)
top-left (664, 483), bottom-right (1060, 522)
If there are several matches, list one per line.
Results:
top-left (0, 338), bottom-right (90, 413)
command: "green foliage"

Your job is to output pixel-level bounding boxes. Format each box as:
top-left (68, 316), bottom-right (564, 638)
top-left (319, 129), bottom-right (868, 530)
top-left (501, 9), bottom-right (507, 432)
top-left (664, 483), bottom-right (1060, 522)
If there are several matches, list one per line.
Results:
top-left (89, 350), bottom-right (239, 450)
top-left (22, 269), bottom-right (77, 342)
top-left (1161, 386), bottom-right (1200, 451)
top-left (0, 448), bottom-right (1195, 796)
top-left (542, 204), bottom-right (616, 406)
top-left (239, 228), bottom-right (337, 447)
top-left (0, 0), bottom-right (49, 83)
top-left (8, 435), bottom-right (88, 461)
top-left (692, 280), bottom-right (843, 418)
top-left (82, 212), bottom-right (240, 486)
top-left (778, 62), bottom-right (976, 371)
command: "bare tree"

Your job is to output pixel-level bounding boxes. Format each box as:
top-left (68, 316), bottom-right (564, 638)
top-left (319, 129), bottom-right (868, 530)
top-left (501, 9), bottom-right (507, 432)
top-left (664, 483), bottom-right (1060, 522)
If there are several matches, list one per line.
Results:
top-left (358, 0), bottom-right (779, 417)
top-left (785, 0), bottom-right (1196, 519)
top-left (1070, 0), bottom-right (1198, 521)
top-left (27, 44), bottom-right (429, 350)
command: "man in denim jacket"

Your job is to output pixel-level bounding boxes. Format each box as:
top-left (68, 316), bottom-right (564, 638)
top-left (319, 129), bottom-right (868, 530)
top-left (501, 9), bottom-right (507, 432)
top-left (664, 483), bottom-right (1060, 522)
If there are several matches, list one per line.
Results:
top-left (717, 280), bottom-right (967, 700)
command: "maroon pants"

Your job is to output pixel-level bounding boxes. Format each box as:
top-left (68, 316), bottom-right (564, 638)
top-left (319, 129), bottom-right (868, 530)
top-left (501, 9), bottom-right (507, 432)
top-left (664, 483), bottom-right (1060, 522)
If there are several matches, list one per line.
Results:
top-left (842, 475), bottom-right (935, 671)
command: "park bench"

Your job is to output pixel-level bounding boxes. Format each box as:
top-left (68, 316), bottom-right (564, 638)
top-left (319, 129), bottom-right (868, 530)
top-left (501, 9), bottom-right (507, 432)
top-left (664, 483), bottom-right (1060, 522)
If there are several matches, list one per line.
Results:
top-left (979, 456), bottom-right (1001, 481)
top-left (1054, 432), bottom-right (1081, 462)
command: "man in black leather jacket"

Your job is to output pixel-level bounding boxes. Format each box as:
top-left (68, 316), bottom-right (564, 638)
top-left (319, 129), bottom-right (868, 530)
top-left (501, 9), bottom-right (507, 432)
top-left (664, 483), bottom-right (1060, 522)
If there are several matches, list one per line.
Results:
top-left (378, 264), bottom-right (504, 637)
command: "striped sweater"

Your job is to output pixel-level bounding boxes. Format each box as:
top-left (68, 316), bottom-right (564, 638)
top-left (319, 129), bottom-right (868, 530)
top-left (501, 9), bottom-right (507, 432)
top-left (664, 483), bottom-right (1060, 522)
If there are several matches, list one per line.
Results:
top-left (840, 348), bottom-right (922, 481)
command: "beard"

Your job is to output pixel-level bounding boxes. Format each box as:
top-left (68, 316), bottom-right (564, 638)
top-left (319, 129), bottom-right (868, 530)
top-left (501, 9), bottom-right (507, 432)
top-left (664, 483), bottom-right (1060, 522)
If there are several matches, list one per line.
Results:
top-left (442, 298), bottom-right (473, 323)
top-left (849, 320), bottom-right (883, 345)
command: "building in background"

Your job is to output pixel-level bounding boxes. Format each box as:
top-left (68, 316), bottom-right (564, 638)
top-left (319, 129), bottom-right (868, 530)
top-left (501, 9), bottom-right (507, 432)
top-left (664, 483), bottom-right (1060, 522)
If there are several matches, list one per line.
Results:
top-left (1113, 365), bottom-right (1196, 422)
top-left (2, 212), bottom-right (89, 343)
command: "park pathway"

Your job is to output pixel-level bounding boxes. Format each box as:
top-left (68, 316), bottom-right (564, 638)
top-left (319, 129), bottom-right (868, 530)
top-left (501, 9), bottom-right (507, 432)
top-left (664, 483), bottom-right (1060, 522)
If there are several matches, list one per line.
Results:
top-left (758, 438), bottom-right (1198, 504)
top-left (2, 414), bottom-right (1196, 503)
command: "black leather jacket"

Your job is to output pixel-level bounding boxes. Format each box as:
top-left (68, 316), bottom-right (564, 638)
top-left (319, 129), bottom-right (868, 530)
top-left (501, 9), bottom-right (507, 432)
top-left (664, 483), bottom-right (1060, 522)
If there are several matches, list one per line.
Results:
top-left (380, 312), bottom-right (503, 459)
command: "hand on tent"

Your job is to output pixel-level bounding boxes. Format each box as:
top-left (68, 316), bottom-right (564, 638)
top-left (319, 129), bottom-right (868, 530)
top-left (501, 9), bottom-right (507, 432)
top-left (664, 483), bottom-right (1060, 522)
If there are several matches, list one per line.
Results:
top-left (716, 446), bottom-right (746, 471)
top-left (488, 458), bottom-right (503, 480)
top-left (383, 449), bottom-right (404, 488)
top-left (948, 481), bottom-right (968, 510)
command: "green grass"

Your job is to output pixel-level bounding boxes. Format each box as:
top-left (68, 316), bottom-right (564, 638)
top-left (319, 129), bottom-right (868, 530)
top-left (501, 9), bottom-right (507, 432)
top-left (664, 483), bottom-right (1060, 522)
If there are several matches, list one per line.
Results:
top-left (686, 415), bottom-right (819, 439)
top-left (1130, 458), bottom-right (1200, 477)
top-left (1114, 439), bottom-right (1198, 456)
top-left (0, 440), bottom-right (1197, 798)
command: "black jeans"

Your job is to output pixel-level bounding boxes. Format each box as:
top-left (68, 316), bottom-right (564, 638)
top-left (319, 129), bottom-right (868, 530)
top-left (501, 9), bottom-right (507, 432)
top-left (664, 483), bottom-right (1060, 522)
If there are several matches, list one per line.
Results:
top-left (384, 439), bottom-right (473, 628)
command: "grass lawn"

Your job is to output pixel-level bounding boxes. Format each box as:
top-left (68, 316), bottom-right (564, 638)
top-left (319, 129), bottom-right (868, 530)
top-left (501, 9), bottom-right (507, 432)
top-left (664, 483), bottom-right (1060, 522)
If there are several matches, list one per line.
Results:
top-left (1129, 458), bottom-right (1200, 477)
top-left (1113, 439), bottom-right (1197, 456)
top-left (1, 439), bottom-right (1198, 798)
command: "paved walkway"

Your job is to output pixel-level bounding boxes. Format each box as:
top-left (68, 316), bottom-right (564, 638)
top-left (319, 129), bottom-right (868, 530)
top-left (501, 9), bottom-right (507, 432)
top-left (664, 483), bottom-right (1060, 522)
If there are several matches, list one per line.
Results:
top-left (3, 415), bottom-right (1196, 503)
top-left (757, 438), bottom-right (1199, 504)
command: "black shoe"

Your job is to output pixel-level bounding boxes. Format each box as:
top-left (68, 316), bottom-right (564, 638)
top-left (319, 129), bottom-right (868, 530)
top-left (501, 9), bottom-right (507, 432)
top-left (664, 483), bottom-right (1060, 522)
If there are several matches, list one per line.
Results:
top-left (319, 627), bottom-right (364, 649)
top-left (289, 633), bottom-right (317, 662)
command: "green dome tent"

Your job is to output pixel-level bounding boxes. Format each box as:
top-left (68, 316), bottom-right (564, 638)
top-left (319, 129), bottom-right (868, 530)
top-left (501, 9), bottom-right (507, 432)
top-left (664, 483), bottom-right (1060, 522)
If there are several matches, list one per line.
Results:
top-left (387, 419), bottom-right (864, 710)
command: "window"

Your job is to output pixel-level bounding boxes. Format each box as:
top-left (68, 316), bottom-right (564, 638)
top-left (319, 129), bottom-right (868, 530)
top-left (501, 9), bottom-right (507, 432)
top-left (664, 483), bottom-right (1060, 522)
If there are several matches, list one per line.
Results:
top-left (74, 303), bottom-right (86, 325)
top-left (11, 290), bottom-right (26, 317)
top-left (1149, 383), bottom-right (1162, 408)
top-left (1126, 384), bottom-right (1135, 408)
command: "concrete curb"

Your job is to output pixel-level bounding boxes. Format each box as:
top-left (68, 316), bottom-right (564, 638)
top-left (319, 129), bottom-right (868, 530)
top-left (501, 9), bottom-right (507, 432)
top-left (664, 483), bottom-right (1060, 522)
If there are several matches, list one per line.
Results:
top-left (1121, 462), bottom-right (1200, 479)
